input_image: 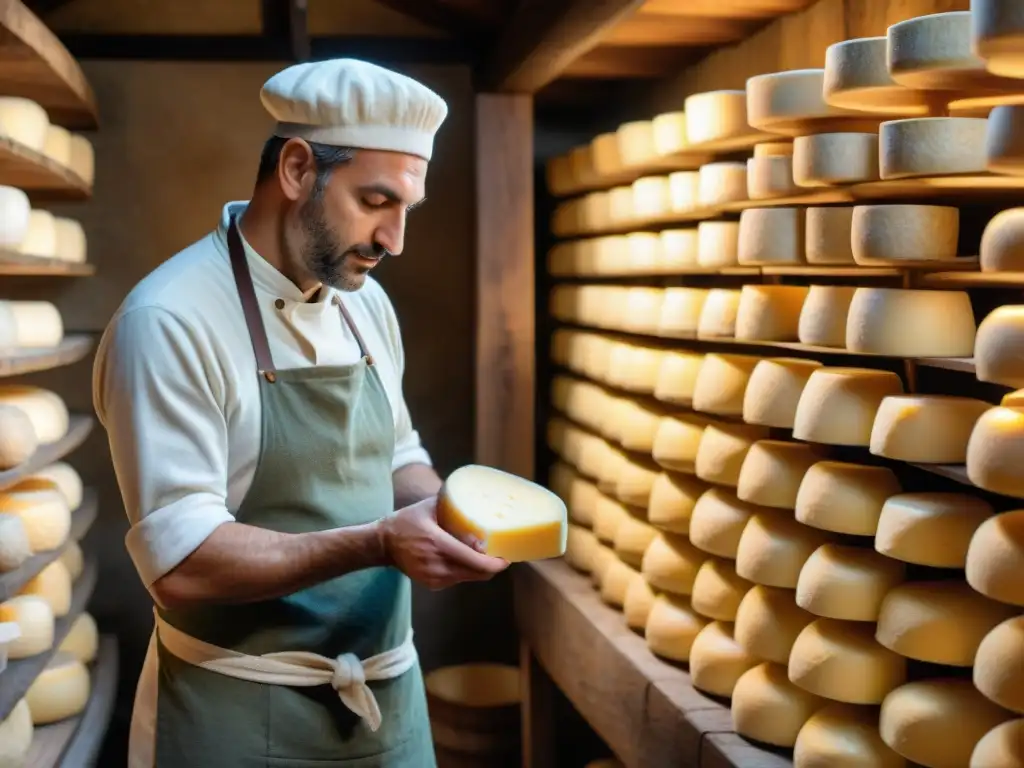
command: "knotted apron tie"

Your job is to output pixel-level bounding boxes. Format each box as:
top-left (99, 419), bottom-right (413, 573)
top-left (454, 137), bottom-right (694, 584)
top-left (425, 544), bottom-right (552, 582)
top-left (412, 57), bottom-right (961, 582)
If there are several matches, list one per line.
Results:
top-left (153, 609), bottom-right (418, 732)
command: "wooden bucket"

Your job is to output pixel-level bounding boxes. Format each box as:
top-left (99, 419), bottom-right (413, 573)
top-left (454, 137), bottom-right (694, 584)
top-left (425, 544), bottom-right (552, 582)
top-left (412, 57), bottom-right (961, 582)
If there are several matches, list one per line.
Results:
top-left (425, 662), bottom-right (522, 768)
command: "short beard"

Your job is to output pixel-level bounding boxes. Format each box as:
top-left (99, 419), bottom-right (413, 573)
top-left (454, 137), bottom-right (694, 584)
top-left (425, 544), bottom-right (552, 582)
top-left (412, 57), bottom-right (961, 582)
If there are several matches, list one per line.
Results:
top-left (299, 194), bottom-right (383, 293)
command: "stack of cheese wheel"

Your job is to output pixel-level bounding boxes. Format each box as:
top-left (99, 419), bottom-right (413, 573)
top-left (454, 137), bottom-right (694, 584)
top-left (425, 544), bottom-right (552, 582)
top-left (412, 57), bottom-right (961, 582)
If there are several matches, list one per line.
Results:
top-left (0, 97), bottom-right (50, 155)
top-left (851, 204), bottom-right (960, 266)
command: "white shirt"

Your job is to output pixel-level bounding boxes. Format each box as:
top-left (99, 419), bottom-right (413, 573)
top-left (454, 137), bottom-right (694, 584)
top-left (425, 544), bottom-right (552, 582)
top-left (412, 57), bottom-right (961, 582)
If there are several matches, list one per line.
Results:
top-left (93, 200), bottom-right (432, 591)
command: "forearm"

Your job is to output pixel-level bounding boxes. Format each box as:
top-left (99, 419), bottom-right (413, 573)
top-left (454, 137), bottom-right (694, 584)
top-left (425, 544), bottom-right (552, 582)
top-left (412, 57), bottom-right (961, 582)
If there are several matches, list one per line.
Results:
top-left (151, 520), bottom-right (388, 610)
top-left (393, 462), bottom-right (443, 509)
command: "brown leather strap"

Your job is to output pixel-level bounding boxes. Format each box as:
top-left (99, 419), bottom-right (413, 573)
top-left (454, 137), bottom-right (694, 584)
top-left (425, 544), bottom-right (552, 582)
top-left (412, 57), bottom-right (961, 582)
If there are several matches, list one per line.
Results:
top-left (227, 215), bottom-right (276, 376)
top-left (333, 295), bottom-right (375, 366)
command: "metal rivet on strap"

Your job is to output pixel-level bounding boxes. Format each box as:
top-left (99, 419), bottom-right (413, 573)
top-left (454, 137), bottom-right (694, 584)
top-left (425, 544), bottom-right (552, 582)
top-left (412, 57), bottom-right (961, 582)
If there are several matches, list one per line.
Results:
top-left (365, 355), bottom-right (374, 367)
top-left (263, 371), bottom-right (277, 383)
top-left (274, 298), bottom-right (285, 310)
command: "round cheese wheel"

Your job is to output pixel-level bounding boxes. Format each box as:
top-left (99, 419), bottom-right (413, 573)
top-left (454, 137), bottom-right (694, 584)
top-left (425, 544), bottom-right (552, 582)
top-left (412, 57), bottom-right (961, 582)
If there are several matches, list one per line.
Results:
top-left (695, 422), bottom-right (771, 487)
top-left (973, 0), bottom-right (1024, 78)
top-left (654, 351), bottom-right (705, 405)
top-left (18, 209), bottom-right (57, 258)
top-left (641, 531), bottom-right (706, 595)
top-left (980, 208), bottom-right (1024, 272)
top-left (590, 544), bottom-right (616, 587)
top-left (58, 611), bottom-right (99, 664)
top-left (0, 303), bottom-right (18, 352)
top-left (735, 585), bottom-right (815, 665)
top-left (692, 353), bottom-right (761, 416)
top-left (0, 185), bottom-right (30, 247)
top-left (965, 408), bottom-right (1024, 500)
top-left (0, 97), bottom-right (48, 151)
top-left (1001, 389), bottom-right (1024, 407)
top-left (632, 176), bottom-right (670, 221)
top-left (17, 559), bottom-right (72, 617)
top-left (591, 131), bottom-right (624, 178)
top-left (653, 413), bottom-right (710, 474)
top-left (658, 288), bottom-right (709, 337)
top-left (593, 494), bottom-right (630, 544)
top-left (564, 525), bottom-right (599, 573)
top-left (0, 698), bottom-right (33, 767)
top-left (738, 207), bottom-right (805, 265)
top-left (659, 229), bottom-right (699, 270)
top-left (869, 395), bottom-right (991, 464)
top-left (880, 679), bottom-right (1015, 768)
top-left (735, 284), bottom-right (809, 342)
top-left (0, 479), bottom-right (71, 553)
top-left (743, 358), bottom-right (824, 429)
top-left (684, 91), bottom-right (749, 146)
top-left (616, 457), bottom-right (659, 509)
top-left (613, 400), bottom-right (664, 455)
top-left (793, 133), bottom-right (880, 187)
top-left (617, 121), bottom-right (656, 169)
top-left (698, 162), bottom-right (747, 207)
top-left (691, 558), bottom-right (753, 621)
top-left (976, 305), bottom-right (1024, 387)
top-left (689, 621), bottom-right (759, 697)
top-left (975, 617), bottom-right (1024, 715)
top-left (612, 345), bottom-right (664, 394)
top-left (965, 509), bottom-right (1024, 607)
top-left (697, 221), bottom-right (740, 268)
top-left (798, 285), bottom-right (857, 348)
top-left (625, 232), bottom-right (661, 275)
top-left (668, 171), bottom-right (700, 213)
top-left (613, 510), bottom-right (657, 569)
top-left (593, 236), bottom-right (631, 276)
top-left (805, 206), bottom-right (855, 265)
top-left (851, 205), bottom-right (959, 264)
top-left (619, 287), bottom-right (665, 335)
top-left (0, 386), bottom-right (69, 444)
top-left (0, 404), bottom-right (38, 471)
top-left (653, 111), bottom-right (687, 157)
top-left (733, 662), bottom-right (826, 748)
top-left (647, 472), bottom-right (707, 534)
top-left (987, 104), bottom-right (1024, 175)
top-left (25, 651), bottom-right (91, 725)
top-left (877, 581), bottom-right (1017, 667)
top-left (0, 513), bottom-right (30, 573)
top-left (645, 593), bottom-right (708, 662)
top-left (793, 368), bottom-right (905, 447)
top-left (746, 69), bottom-right (880, 136)
top-left (0, 595), bottom-right (54, 658)
top-left (623, 574), bottom-right (658, 632)
top-left (789, 619), bottom-right (907, 705)
top-left (688, 487), bottom-right (760, 559)
top-left (568, 473), bottom-right (601, 527)
top-left (548, 460), bottom-right (580, 506)
top-left (569, 145), bottom-right (597, 191)
top-left (875, 492), bottom-right (993, 567)
top-left (60, 539), bottom-right (84, 580)
top-left (846, 288), bottom-right (975, 357)
top-left (747, 155), bottom-right (799, 199)
top-left (795, 461), bottom-right (901, 536)
top-left (796, 544), bottom-right (905, 621)
top-left (754, 142), bottom-right (794, 159)
top-left (794, 702), bottom-right (906, 768)
top-left (970, 719), bottom-right (1024, 768)
top-left (546, 154), bottom-right (572, 196)
top-left (42, 124), bottom-right (71, 166)
top-left (736, 512), bottom-right (834, 589)
top-left (879, 118), bottom-right (988, 179)
top-left (696, 288), bottom-right (742, 338)
top-left (737, 441), bottom-right (821, 510)
top-left (600, 557), bottom-right (640, 608)
top-left (824, 36), bottom-right (931, 116)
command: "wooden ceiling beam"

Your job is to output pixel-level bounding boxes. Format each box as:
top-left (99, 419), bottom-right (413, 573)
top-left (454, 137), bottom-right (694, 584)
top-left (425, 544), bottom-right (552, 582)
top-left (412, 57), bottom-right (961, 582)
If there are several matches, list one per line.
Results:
top-left (561, 44), bottom-right (708, 78)
top-left (637, 0), bottom-right (815, 19)
top-left (603, 13), bottom-right (754, 45)
top-left (372, 0), bottom-right (493, 37)
top-left (477, 0), bottom-right (649, 93)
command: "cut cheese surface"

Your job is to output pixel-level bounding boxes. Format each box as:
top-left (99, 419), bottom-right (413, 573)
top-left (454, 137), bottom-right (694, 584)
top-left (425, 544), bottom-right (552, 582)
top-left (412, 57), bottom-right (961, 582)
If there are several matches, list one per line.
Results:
top-left (876, 581), bottom-right (1017, 667)
top-left (965, 509), bottom-right (1024, 607)
top-left (795, 543), bottom-right (905, 621)
top-left (793, 133), bottom-right (879, 187)
top-left (436, 465), bottom-right (568, 561)
top-left (879, 118), bottom-right (988, 179)
top-left (732, 662), bottom-right (826, 748)
top-left (25, 651), bottom-right (90, 725)
top-left (685, 90), bottom-right (749, 146)
top-left (846, 288), bottom-right (975, 357)
top-left (17, 559), bottom-right (72, 617)
top-left (742, 358), bottom-right (823, 428)
top-left (794, 702), bottom-right (906, 768)
top-left (735, 284), bottom-right (808, 342)
top-left (965, 407), bottom-right (1024, 499)
top-left (875, 492), bottom-right (992, 567)
top-left (974, 617), bottom-right (1024, 714)
top-left (697, 221), bottom-right (740, 269)
top-left (645, 593), bottom-right (708, 663)
top-left (689, 487), bottom-right (760, 559)
top-left (746, 69), bottom-right (878, 136)
top-left (698, 162), bottom-right (747, 207)
top-left (689, 621), bottom-right (758, 698)
top-left (798, 285), bottom-right (856, 348)
top-left (652, 414), bottom-right (709, 474)
top-left (0, 513), bottom-right (30, 573)
top-left (970, 719), bottom-right (1024, 768)
top-left (654, 351), bottom-right (705, 405)
top-left (793, 367), bottom-right (904, 447)
top-left (734, 585), bottom-right (815, 665)
top-left (795, 461), bottom-right (902, 536)
top-left (736, 511), bottom-right (834, 589)
top-left (805, 207), bottom-right (855, 265)
top-left (0, 479), bottom-right (71, 553)
top-left (692, 353), bottom-right (761, 415)
top-left (747, 154), bottom-right (798, 199)
top-left (0, 595), bottom-right (54, 658)
top-left (695, 422), bottom-right (771, 487)
top-left (851, 205), bottom-right (959, 264)
top-left (869, 395), bottom-right (990, 464)
top-left (737, 441), bottom-right (820, 510)
top-left (0, 697), bottom-right (32, 767)
top-left (824, 36), bottom-right (930, 116)
top-left (880, 679), bottom-right (1016, 768)
top-left (981, 208), bottom-right (1024, 272)
top-left (696, 288), bottom-right (742, 339)
top-left (977, 305), bottom-right (1024, 387)
top-left (58, 611), bottom-right (99, 664)
top-left (691, 558), bottom-right (753, 621)
top-left (647, 472), bottom-right (708, 534)
top-left (738, 207), bottom-right (805, 265)
top-left (641, 531), bottom-right (706, 595)
top-left (789, 619), bottom-right (907, 705)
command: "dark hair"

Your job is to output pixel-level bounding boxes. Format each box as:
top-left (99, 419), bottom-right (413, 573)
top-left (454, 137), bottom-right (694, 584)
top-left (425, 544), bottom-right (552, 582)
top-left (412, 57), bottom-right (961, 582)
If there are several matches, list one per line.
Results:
top-left (255, 136), bottom-right (355, 196)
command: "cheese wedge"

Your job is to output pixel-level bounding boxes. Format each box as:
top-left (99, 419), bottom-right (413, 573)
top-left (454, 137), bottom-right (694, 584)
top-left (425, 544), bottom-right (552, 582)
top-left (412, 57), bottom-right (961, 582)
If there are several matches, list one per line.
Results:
top-left (436, 465), bottom-right (568, 561)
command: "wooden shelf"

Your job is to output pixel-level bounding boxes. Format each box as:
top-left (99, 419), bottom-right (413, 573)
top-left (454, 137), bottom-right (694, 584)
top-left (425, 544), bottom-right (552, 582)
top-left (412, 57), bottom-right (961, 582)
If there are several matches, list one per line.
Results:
top-left (911, 462), bottom-right (974, 488)
top-left (0, 556), bottom-right (97, 722)
top-left (514, 559), bottom-right (792, 768)
top-left (914, 357), bottom-right (976, 374)
top-left (0, 488), bottom-right (98, 601)
top-left (0, 335), bottom-right (93, 378)
top-left (917, 271), bottom-right (1024, 288)
top-left (717, 188), bottom-right (851, 212)
top-left (0, 415), bottom-right (93, 493)
top-left (0, 137), bottom-right (90, 199)
top-left (24, 635), bottom-right (119, 768)
top-left (0, 251), bottom-right (94, 276)
top-left (0, 0), bottom-right (98, 129)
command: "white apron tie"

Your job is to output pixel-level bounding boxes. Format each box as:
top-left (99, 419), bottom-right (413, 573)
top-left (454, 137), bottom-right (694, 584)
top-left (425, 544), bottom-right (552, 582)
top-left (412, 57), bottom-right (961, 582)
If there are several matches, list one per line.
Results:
top-left (153, 609), bottom-right (419, 732)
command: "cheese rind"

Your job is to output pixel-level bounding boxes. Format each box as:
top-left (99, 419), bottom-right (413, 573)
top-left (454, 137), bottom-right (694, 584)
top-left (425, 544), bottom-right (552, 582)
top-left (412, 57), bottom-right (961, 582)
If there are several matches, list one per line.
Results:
top-left (879, 118), bottom-right (988, 179)
top-left (986, 105), bottom-right (1024, 175)
top-left (737, 441), bottom-right (819, 510)
top-left (974, 617), bottom-right (1024, 714)
top-left (746, 69), bottom-right (879, 136)
top-left (869, 395), bottom-right (991, 464)
top-left (875, 492), bottom-right (992, 567)
top-left (0, 479), bottom-right (71, 552)
top-left (564, 525), bottom-right (599, 573)
top-left (688, 488), bottom-right (759, 559)
top-left (658, 288), bottom-right (708, 337)
top-left (852, 205), bottom-right (959, 264)
top-left (612, 510), bottom-right (657, 569)
top-left (742, 358), bottom-right (823, 429)
top-left (691, 558), bottom-right (753, 622)
top-left (735, 512), bottom-right (834, 589)
top-left (965, 509), bottom-right (1024, 607)
top-left (685, 91), bottom-right (749, 146)
top-left (696, 289), bottom-right (742, 338)
top-left (0, 698), bottom-right (33, 768)
top-left (976, 305), bottom-right (1024, 387)
top-left (793, 367), bottom-right (904, 447)
top-left (17, 559), bottom-right (72, 617)
top-left (652, 414), bottom-right (709, 474)
top-left (734, 585), bottom-right (815, 665)
top-left (747, 155), bottom-right (798, 199)
top-left (689, 621), bottom-right (759, 698)
top-left (695, 422), bottom-right (771, 488)
top-left (0, 513), bottom-right (30, 572)
top-left (732, 662), bottom-right (826, 748)
top-left (980, 208), bottom-right (1024, 272)
top-left (58, 612), bottom-right (99, 664)
top-left (846, 288), bottom-right (975, 356)
top-left (0, 185), bottom-right (30, 247)
top-left (965, 408), bottom-right (1024, 500)
top-left (25, 651), bottom-right (91, 725)
top-left (805, 207), bottom-right (855, 264)
top-left (735, 284), bottom-right (809, 342)
top-left (654, 351), bottom-right (705, 405)
top-left (0, 386), bottom-right (69, 444)
top-left (824, 36), bottom-right (930, 116)
top-left (794, 702), bottom-right (906, 768)
top-left (793, 133), bottom-right (880, 187)
top-left (599, 557), bottom-right (639, 608)
top-left (698, 162), bottom-right (747, 207)
top-left (645, 593), bottom-right (708, 663)
top-left (795, 461), bottom-right (902, 536)
top-left (0, 595), bottom-right (54, 658)
top-left (697, 221), bottom-right (740, 268)
top-left (647, 472), bottom-right (706, 534)
top-left (796, 544), bottom-right (905, 621)
top-left (970, 719), bottom-right (1024, 768)
top-left (9, 301), bottom-right (63, 348)
top-left (623, 574), bottom-right (658, 632)
top-left (692, 353), bottom-right (761, 415)
top-left (798, 285), bottom-right (856, 348)
top-left (436, 465), bottom-right (568, 561)
top-left (0, 97), bottom-right (48, 151)
top-left (738, 207), bottom-right (805, 265)
top-left (641, 532), bottom-right (706, 595)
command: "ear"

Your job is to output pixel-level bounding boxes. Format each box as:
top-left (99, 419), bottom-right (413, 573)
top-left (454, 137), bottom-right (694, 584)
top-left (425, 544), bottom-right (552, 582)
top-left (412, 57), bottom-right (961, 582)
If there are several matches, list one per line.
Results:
top-left (276, 138), bottom-right (317, 201)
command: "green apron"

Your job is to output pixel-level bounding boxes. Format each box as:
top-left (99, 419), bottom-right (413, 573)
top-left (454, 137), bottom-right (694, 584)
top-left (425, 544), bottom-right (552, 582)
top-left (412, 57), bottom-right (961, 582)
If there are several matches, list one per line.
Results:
top-left (153, 217), bottom-right (436, 767)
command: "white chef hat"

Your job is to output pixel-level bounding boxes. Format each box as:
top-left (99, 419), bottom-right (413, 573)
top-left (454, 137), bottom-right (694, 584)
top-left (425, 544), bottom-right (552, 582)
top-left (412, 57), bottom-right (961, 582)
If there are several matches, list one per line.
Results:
top-left (260, 58), bottom-right (448, 160)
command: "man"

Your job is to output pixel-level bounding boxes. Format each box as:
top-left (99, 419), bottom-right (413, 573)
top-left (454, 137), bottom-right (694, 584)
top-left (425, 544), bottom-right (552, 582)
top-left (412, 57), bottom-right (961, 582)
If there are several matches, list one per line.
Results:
top-left (93, 58), bottom-right (508, 767)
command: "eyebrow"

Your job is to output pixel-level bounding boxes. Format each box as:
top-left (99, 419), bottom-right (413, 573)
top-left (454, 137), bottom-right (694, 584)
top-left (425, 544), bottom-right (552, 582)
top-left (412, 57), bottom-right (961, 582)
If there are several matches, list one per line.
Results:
top-left (359, 183), bottom-right (426, 210)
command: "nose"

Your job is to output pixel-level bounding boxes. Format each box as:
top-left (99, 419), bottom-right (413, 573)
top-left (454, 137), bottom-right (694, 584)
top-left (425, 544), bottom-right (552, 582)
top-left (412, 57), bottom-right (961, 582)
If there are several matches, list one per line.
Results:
top-left (374, 209), bottom-right (406, 257)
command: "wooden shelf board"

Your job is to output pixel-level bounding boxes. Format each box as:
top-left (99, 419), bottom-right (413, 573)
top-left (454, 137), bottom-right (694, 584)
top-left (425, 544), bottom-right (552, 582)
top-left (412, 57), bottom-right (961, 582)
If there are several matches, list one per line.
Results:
top-left (850, 174), bottom-right (1024, 199)
top-left (914, 357), bottom-right (976, 374)
top-left (0, 557), bottom-right (97, 722)
top-left (0, 137), bottom-right (90, 199)
top-left (910, 463), bottom-right (975, 487)
top-left (0, 415), bottom-right (93, 493)
top-left (0, 488), bottom-right (98, 601)
top-left (0, 335), bottom-right (93, 378)
top-left (918, 271), bottom-right (1024, 288)
top-left (25, 635), bottom-right (119, 768)
top-left (760, 266), bottom-right (902, 277)
top-left (684, 130), bottom-right (774, 155)
top-left (0, 251), bottom-right (94, 276)
top-left (514, 559), bottom-right (792, 768)
top-left (0, 0), bottom-right (98, 129)
top-left (717, 188), bottom-right (851, 212)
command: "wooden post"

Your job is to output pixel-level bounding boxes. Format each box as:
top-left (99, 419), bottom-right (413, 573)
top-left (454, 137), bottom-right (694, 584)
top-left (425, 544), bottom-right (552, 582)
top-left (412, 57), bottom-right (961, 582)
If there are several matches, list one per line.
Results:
top-left (520, 641), bottom-right (560, 768)
top-left (474, 93), bottom-right (535, 479)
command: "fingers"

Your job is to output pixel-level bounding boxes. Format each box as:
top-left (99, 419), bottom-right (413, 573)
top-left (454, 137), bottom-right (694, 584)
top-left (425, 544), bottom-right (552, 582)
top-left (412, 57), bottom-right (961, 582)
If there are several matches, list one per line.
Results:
top-left (433, 526), bottom-right (509, 575)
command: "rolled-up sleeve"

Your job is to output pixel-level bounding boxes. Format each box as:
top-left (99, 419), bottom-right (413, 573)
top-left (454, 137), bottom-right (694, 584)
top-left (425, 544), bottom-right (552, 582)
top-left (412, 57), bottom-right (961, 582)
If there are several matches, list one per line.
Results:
top-left (92, 305), bottom-right (234, 588)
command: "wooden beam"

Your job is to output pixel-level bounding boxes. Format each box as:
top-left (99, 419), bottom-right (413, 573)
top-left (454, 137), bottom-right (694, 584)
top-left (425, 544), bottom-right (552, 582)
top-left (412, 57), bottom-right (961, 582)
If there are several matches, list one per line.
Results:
top-left (373, 0), bottom-right (493, 37)
top-left (262, 0), bottom-right (310, 61)
top-left (603, 13), bottom-right (754, 45)
top-left (474, 93), bottom-right (535, 479)
top-left (477, 0), bottom-right (649, 93)
top-left (23, 0), bottom-right (77, 15)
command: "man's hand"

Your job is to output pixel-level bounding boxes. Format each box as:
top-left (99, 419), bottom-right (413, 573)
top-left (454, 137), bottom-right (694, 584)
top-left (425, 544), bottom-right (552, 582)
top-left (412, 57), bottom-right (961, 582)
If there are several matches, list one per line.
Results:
top-left (379, 496), bottom-right (509, 590)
